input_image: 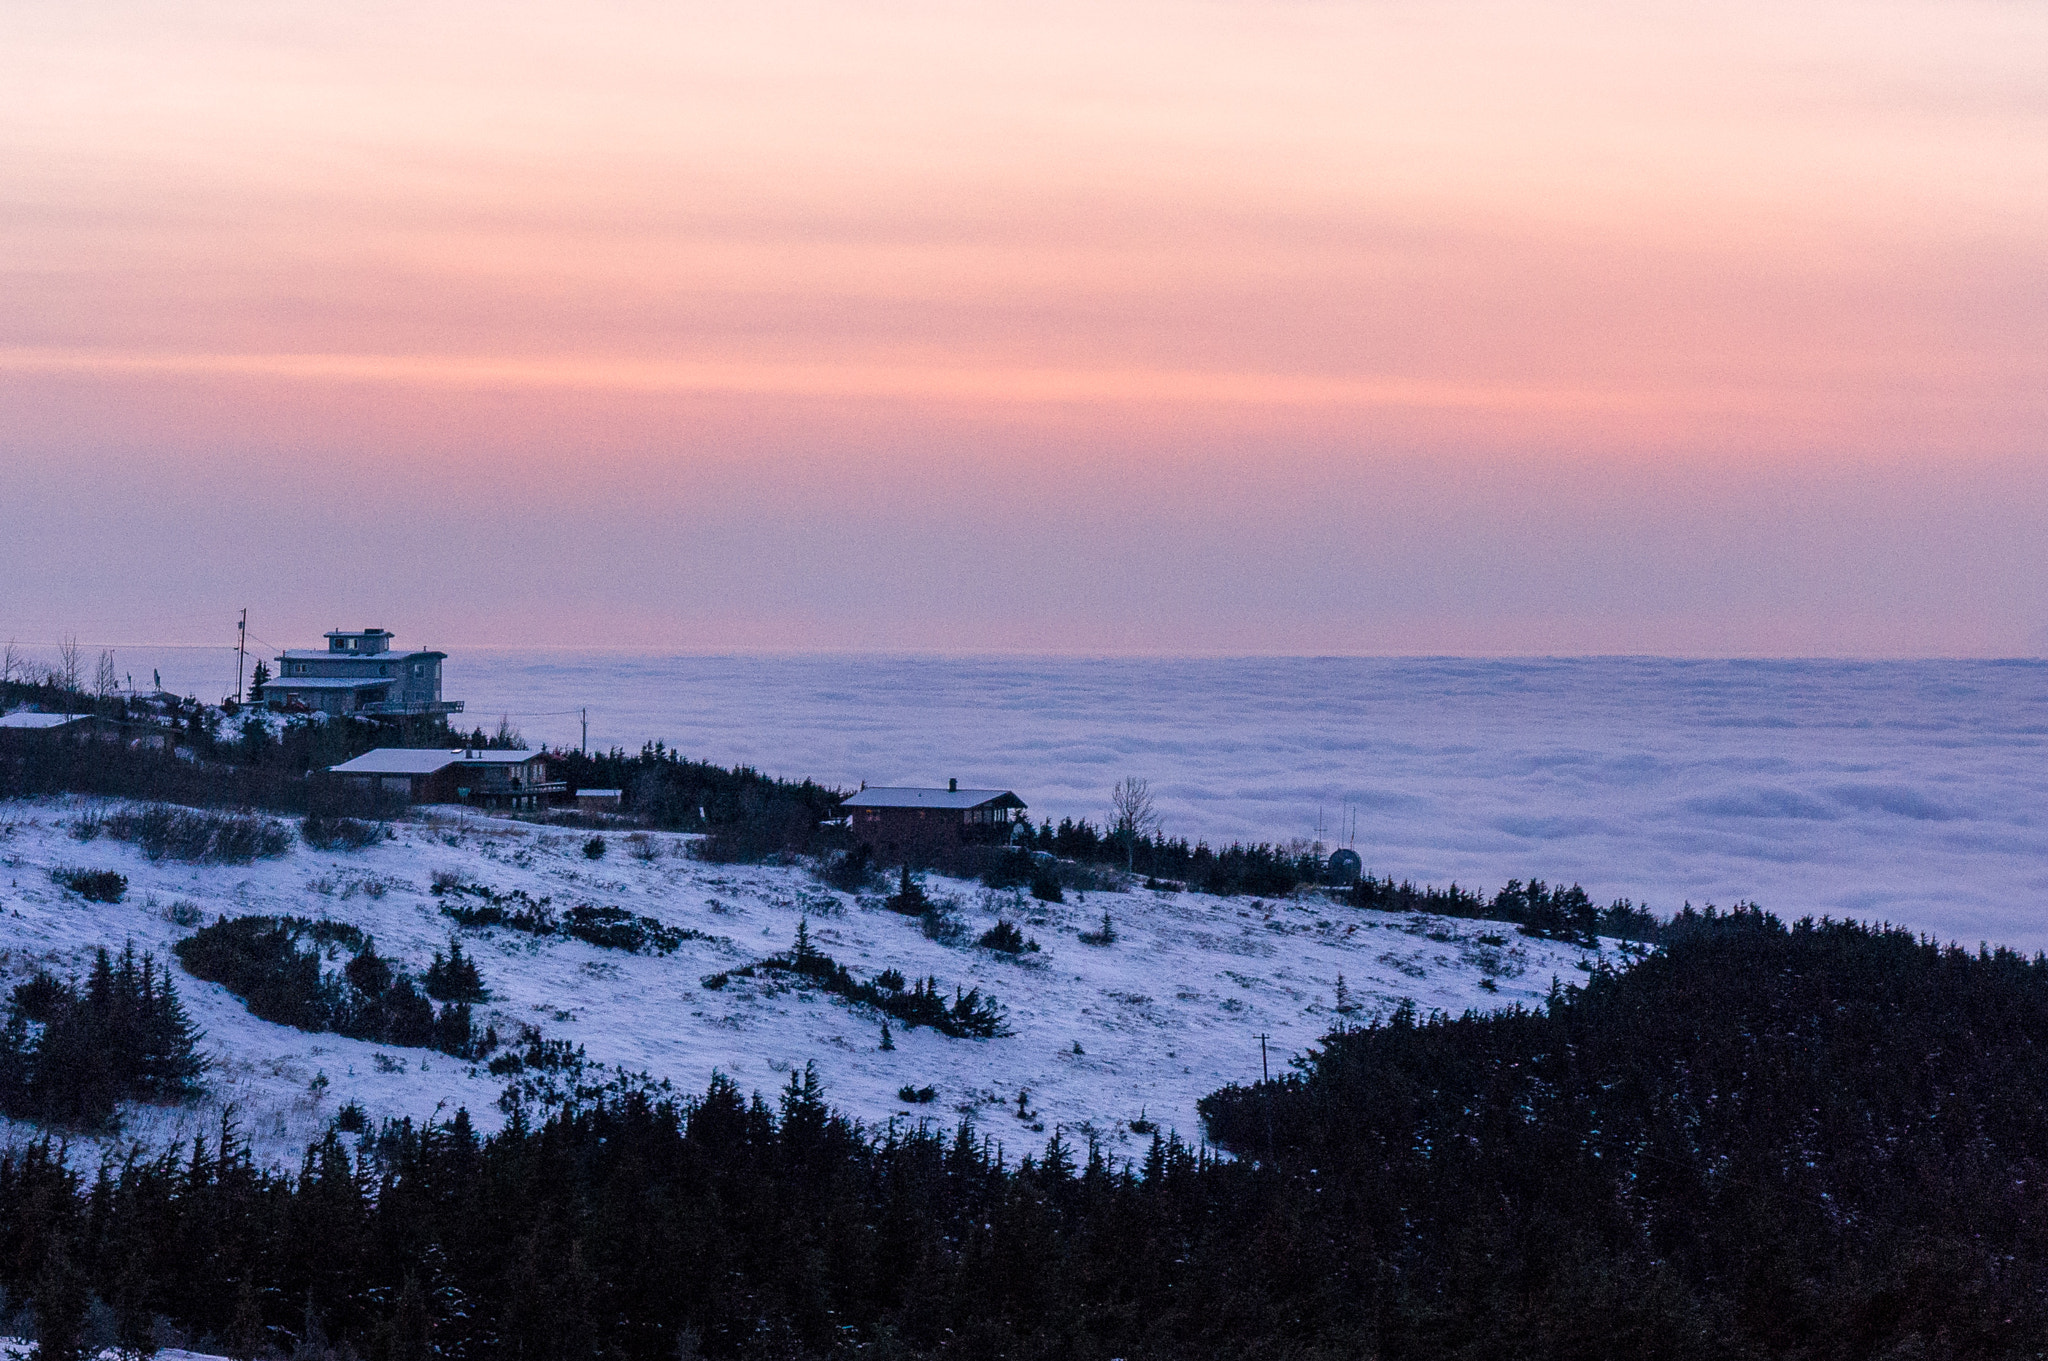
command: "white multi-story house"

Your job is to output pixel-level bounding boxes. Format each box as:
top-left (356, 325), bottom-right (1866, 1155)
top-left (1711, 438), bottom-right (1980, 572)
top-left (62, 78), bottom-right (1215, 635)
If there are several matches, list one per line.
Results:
top-left (265, 628), bottom-right (465, 717)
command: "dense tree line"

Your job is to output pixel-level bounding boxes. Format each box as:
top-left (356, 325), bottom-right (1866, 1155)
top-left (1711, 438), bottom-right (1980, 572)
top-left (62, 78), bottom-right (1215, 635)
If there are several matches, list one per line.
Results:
top-left (0, 909), bottom-right (2042, 1358)
top-left (548, 743), bottom-right (846, 856)
top-left (1349, 873), bottom-right (1664, 942)
top-left (1011, 817), bottom-right (1326, 896)
top-left (0, 946), bottom-right (204, 1128)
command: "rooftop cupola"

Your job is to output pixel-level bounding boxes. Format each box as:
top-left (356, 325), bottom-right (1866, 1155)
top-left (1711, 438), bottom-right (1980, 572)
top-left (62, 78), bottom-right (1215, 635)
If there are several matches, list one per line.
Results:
top-left (325, 628), bottom-right (394, 654)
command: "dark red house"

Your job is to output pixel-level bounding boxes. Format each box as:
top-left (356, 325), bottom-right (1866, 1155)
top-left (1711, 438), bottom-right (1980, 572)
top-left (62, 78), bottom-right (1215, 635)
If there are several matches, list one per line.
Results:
top-left (840, 780), bottom-right (1027, 858)
top-left (326, 748), bottom-right (564, 810)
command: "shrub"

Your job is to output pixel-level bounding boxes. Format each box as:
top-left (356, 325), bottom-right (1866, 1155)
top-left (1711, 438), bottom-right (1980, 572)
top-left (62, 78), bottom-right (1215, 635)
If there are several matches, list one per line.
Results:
top-left (822, 845), bottom-right (879, 893)
top-left (563, 904), bottom-right (689, 954)
top-left (884, 865), bottom-right (929, 915)
top-left (582, 836), bottom-right (607, 860)
top-left (980, 849), bottom-right (1035, 890)
top-left (51, 867), bottom-right (127, 902)
top-left (424, 937), bottom-right (488, 1002)
top-left (897, 1085), bottom-right (937, 1104)
top-left (1078, 911), bottom-right (1117, 946)
top-left (302, 815), bottom-right (388, 851)
top-left (732, 925), bottom-right (1009, 1039)
top-left (104, 805), bottom-right (292, 863)
top-left (332, 1100), bottom-right (367, 1132)
top-left (174, 915), bottom-right (484, 1058)
top-left (919, 908), bottom-right (964, 944)
top-left (626, 832), bottom-right (660, 861)
top-left (977, 921), bottom-right (1040, 954)
top-left (1029, 868), bottom-right (1064, 903)
top-left (436, 882), bottom-right (702, 954)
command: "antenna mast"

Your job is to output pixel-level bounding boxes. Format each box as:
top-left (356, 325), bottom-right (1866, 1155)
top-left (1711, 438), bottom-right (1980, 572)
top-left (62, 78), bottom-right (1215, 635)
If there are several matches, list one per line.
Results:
top-left (235, 609), bottom-right (247, 703)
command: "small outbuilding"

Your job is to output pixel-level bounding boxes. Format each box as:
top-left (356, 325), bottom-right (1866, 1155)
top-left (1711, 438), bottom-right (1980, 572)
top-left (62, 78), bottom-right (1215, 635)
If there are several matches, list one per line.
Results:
top-left (576, 788), bottom-right (623, 813)
top-left (326, 748), bottom-right (564, 810)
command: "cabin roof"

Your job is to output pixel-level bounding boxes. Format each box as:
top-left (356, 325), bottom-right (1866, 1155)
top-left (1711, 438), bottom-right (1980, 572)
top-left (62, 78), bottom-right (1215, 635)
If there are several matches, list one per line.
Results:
top-left (328, 748), bottom-right (545, 775)
top-left (840, 786), bottom-right (1025, 811)
top-left (0, 712), bottom-right (88, 730)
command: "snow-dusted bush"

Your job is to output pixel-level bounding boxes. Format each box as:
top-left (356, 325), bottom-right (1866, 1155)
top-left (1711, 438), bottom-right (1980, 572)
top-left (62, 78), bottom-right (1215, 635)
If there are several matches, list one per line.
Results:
top-left (302, 814), bottom-right (389, 852)
top-left (976, 920), bottom-right (1040, 955)
top-left (174, 915), bottom-right (491, 1058)
top-left (49, 866), bottom-right (127, 902)
top-left (104, 804), bottom-right (292, 863)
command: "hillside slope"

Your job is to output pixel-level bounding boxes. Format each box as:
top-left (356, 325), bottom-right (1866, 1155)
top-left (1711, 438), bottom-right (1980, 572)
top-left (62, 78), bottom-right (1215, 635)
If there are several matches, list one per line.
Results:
top-left (0, 797), bottom-right (1599, 1164)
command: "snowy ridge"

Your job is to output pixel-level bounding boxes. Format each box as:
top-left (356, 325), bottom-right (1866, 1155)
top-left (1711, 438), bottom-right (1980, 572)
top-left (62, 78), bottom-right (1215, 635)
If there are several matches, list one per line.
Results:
top-left (1, 1344), bottom-right (227, 1361)
top-left (0, 798), bottom-right (1600, 1167)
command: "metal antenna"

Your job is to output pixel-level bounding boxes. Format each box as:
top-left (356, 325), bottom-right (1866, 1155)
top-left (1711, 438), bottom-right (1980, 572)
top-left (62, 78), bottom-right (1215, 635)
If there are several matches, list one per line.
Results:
top-left (235, 609), bottom-right (247, 703)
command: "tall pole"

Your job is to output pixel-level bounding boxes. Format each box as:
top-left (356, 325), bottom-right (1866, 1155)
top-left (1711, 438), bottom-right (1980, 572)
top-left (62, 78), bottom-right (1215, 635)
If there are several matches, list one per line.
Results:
top-left (1255, 1032), bottom-right (1275, 1162)
top-left (581, 707), bottom-right (588, 756)
top-left (235, 609), bottom-right (247, 703)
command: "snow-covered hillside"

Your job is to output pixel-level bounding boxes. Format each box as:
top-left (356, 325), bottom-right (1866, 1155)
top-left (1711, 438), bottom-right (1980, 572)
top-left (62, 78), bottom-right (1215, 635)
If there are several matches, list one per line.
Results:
top-left (0, 797), bottom-right (1604, 1166)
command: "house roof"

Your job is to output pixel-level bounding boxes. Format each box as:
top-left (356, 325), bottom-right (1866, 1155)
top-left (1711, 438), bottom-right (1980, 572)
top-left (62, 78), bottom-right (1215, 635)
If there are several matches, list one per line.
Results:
top-left (840, 786), bottom-right (1025, 811)
top-left (328, 748), bottom-right (544, 775)
top-left (267, 676), bottom-right (393, 691)
top-left (0, 712), bottom-right (88, 730)
top-left (277, 650), bottom-right (444, 663)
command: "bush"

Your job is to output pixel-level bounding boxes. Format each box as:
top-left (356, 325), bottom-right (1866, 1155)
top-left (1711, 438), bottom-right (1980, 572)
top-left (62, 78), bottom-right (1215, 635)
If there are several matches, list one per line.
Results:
top-left (104, 805), bottom-right (292, 863)
top-left (1078, 911), bottom-right (1117, 946)
top-left (332, 1100), bottom-right (367, 1132)
top-left (897, 1085), bottom-right (937, 1104)
top-left (51, 867), bottom-right (127, 902)
top-left (822, 845), bottom-right (879, 893)
top-left (424, 937), bottom-right (488, 1002)
top-left (884, 865), bottom-right (929, 915)
top-left (302, 815), bottom-right (388, 852)
top-left (582, 836), bottom-right (607, 860)
top-left (1030, 868), bottom-right (1064, 903)
top-left (919, 908), bottom-right (964, 944)
top-left (735, 923), bottom-right (1009, 1039)
top-left (563, 905), bottom-right (689, 954)
top-left (980, 849), bottom-right (1035, 890)
top-left (977, 921), bottom-right (1040, 954)
top-left (174, 915), bottom-right (485, 1058)
top-left (435, 881), bottom-right (701, 954)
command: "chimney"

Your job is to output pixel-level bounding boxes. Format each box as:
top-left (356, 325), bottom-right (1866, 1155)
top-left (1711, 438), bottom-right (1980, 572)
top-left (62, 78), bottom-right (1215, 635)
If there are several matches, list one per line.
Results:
top-left (948, 777), bottom-right (957, 792)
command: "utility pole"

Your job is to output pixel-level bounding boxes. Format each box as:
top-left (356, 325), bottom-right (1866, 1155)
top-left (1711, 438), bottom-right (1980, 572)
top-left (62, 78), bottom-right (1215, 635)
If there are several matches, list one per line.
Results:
top-left (1255, 1032), bottom-right (1275, 1163)
top-left (235, 609), bottom-right (247, 703)
top-left (581, 707), bottom-right (588, 756)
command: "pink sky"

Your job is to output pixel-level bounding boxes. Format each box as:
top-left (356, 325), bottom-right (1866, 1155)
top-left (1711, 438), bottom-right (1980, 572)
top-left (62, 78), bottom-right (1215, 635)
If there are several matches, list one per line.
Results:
top-left (2, 0), bottom-right (2044, 654)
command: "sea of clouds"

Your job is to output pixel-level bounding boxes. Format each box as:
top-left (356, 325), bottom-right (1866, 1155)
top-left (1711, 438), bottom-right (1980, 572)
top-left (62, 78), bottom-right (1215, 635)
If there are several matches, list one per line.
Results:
top-left (448, 653), bottom-right (2048, 952)
top-left (26, 648), bottom-right (2048, 951)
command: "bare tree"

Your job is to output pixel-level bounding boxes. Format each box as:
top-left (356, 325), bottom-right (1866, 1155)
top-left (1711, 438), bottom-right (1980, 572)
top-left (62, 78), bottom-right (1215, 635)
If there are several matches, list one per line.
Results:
top-left (57, 636), bottom-right (82, 698)
top-left (1, 639), bottom-right (16, 687)
top-left (1109, 776), bottom-right (1163, 870)
top-left (94, 649), bottom-right (120, 704)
